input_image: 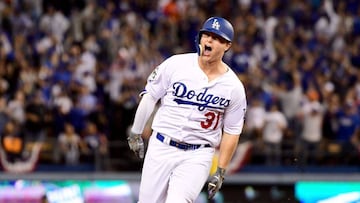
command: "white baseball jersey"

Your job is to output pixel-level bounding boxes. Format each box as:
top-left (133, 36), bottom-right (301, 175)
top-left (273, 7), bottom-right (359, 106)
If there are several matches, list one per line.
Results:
top-left (143, 53), bottom-right (247, 147)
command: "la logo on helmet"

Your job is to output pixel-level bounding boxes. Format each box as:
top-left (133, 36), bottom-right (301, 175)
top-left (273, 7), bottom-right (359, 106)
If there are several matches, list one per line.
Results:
top-left (211, 19), bottom-right (220, 30)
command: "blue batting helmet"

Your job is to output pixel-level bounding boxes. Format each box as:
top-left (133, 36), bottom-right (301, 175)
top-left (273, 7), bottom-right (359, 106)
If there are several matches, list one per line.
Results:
top-left (199, 17), bottom-right (234, 42)
top-left (195, 17), bottom-right (234, 55)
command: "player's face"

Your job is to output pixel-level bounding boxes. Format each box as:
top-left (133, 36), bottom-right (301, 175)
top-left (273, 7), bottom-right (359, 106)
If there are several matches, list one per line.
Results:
top-left (200, 32), bottom-right (231, 61)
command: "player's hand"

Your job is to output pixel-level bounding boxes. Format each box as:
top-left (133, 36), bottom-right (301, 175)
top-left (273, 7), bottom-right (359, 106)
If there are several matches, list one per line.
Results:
top-left (127, 132), bottom-right (145, 159)
top-left (208, 167), bottom-right (225, 199)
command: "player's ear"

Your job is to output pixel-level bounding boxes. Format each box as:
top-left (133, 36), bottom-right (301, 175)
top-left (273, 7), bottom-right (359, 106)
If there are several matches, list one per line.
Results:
top-left (224, 42), bottom-right (232, 52)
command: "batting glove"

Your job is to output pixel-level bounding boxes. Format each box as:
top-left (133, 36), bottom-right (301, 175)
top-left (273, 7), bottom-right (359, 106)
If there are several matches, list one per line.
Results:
top-left (127, 132), bottom-right (145, 159)
top-left (208, 167), bottom-right (225, 199)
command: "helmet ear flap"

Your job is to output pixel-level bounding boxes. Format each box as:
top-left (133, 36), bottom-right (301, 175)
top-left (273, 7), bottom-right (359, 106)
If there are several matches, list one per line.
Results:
top-left (195, 32), bottom-right (202, 56)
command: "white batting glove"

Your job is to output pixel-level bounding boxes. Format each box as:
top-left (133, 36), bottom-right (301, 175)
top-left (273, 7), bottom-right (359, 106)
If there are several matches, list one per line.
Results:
top-left (127, 132), bottom-right (145, 159)
top-left (208, 167), bottom-right (225, 199)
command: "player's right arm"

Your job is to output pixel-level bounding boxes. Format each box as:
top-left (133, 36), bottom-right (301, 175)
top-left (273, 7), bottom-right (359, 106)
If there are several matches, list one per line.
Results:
top-left (131, 93), bottom-right (158, 135)
top-left (127, 58), bottom-right (171, 158)
top-left (127, 93), bottom-right (158, 159)
top-left (130, 59), bottom-right (170, 135)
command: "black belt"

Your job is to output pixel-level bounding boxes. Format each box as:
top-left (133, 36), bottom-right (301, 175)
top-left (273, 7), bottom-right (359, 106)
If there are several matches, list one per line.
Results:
top-left (156, 133), bottom-right (211, 150)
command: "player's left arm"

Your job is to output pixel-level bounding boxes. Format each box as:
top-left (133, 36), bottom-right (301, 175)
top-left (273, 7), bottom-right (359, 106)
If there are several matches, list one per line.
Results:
top-left (218, 83), bottom-right (247, 169)
top-left (208, 132), bottom-right (240, 199)
top-left (217, 132), bottom-right (240, 170)
top-left (208, 81), bottom-right (247, 199)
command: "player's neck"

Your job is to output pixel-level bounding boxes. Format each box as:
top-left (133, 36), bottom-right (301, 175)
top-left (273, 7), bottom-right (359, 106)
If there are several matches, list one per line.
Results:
top-left (198, 60), bottom-right (228, 81)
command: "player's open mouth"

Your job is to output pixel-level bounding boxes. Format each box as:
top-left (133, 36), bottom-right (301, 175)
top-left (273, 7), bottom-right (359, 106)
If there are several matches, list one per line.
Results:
top-left (203, 45), bottom-right (212, 55)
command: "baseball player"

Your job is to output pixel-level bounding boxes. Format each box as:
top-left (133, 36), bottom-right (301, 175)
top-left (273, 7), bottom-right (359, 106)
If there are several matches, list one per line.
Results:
top-left (128, 16), bottom-right (247, 203)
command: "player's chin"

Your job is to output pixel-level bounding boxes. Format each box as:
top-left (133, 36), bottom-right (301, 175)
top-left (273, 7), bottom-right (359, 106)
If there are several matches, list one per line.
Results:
top-left (201, 54), bottom-right (217, 63)
top-left (200, 55), bottom-right (211, 64)
top-left (201, 54), bottom-right (211, 59)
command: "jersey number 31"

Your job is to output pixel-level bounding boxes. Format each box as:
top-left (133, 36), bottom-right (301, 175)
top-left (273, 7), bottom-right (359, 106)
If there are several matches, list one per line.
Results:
top-left (201, 111), bottom-right (221, 130)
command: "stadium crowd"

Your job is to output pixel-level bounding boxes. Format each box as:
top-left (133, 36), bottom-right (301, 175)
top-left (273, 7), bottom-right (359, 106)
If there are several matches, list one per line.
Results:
top-left (0, 0), bottom-right (359, 172)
